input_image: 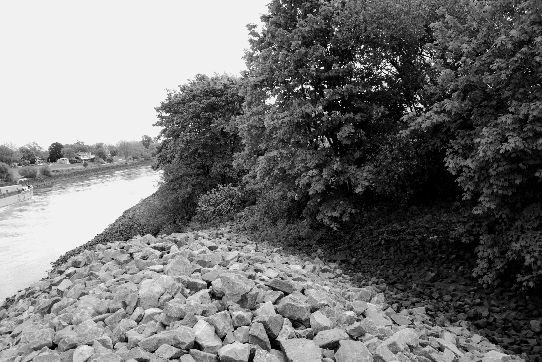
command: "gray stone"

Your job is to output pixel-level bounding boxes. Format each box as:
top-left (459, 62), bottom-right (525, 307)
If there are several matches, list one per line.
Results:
top-left (381, 328), bottom-right (418, 353)
top-left (233, 326), bottom-right (250, 343)
top-left (73, 345), bottom-right (95, 362)
top-left (165, 256), bottom-right (193, 276)
top-left (139, 326), bottom-right (195, 351)
top-left (280, 338), bottom-right (321, 362)
top-left (206, 310), bottom-right (233, 338)
top-left (249, 322), bottom-right (271, 350)
top-left (335, 340), bottom-right (373, 362)
top-left (19, 326), bottom-right (55, 351)
top-left (139, 278), bottom-right (165, 309)
top-left (276, 295), bottom-right (310, 322)
top-left (211, 273), bottom-right (255, 303)
top-left (74, 320), bottom-right (104, 345)
top-left (266, 279), bottom-right (295, 295)
top-left (482, 350), bottom-right (511, 362)
top-left (218, 342), bottom-right (251, 362)
top-left (189, 348), bottom-right (219, 362)
top-left (155, 344), bottom-right (183, 359)
top-left (253, 349), bottom-right (287, 362)
top-left (193, 319), bottom-right (222, 354)
top-left (313, 328), bottom-right (349, 349)
top-left (231, 310), bottom-right (252, 327)
top-left (310, 311), bottom-right (333, 333)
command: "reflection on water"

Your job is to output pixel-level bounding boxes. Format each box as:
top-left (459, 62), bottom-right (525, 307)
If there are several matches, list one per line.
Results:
top-left (0, 166), bottom-right (161, 302)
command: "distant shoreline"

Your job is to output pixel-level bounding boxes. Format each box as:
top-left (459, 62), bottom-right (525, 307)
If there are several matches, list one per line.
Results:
top-left (27, 160), bottom-right (153, 190)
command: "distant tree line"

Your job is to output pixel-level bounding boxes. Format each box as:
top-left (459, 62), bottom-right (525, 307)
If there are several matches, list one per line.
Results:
top-left (0, 137), bottom-right (156, 166)
top-left (154, 0), bottom-right (541, 288)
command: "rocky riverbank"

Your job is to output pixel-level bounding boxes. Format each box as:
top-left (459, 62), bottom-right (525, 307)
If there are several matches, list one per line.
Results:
top-left (0, 228), bottom-right (517, 361)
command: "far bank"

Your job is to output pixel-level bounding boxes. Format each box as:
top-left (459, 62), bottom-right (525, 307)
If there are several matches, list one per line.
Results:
top-left (26, 160), bottom-right (153, 190)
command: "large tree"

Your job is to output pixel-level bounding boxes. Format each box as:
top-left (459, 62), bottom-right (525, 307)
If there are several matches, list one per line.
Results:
top-left (47, 142), bottom-right (63, 162)
top-left (154, 74), bottom-right (244, 225)
top-left (409, 0), bottom-right (542, 287)
top-left (19, 142), bottom-right (45, 164)
top-left (0, 144), bottom-right (20, 165)
top-left (236, 0), bottom-right (451, 228)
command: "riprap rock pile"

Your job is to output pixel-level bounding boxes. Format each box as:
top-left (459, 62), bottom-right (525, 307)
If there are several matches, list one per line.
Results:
top-left (0, 229), bottom-right (518, 362)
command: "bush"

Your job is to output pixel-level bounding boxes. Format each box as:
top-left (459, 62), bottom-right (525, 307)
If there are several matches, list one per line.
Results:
top-left (39, 165), bottom-right (51, 177)
top-left (82, 161), bottom-right (89, 168)
top-left (0, 162), bottom-right (14, 183)
top-left (193, 185), bottom-right (245, 224)
top-left (19, 166), bottom-right (38, 179)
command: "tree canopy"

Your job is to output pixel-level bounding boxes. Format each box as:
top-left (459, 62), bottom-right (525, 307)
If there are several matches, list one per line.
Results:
top-left (153, 0), bottom-right (542, 288)
top-left (47, 142), bottom-right (63, 162)
top-left (154, 74), bottom-right (244, 225)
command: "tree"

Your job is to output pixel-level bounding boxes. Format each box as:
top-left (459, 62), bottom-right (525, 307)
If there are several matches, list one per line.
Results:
top-left (92, 143), bottom-right (109, 161)
top-left (0, 144), bottom-right (20, 165)
top-left (117, 141), bottom-right (149, 160)
top-left (61, 146), bottom-right (76, 160)
top-left (408, 0), bottom-right (542, 287)
top-left (141, 135), bottom-right (152, 149)
top-left (47, 142), bottom-right (63, 162)
top-left (108, 145), bottom-right (118, 157)
top-left (154, 74), bottom-right (244, 225)
top-left (0, 162), bottom-right (14, 183)
top-left (236, 0), bottom-right (452, 228)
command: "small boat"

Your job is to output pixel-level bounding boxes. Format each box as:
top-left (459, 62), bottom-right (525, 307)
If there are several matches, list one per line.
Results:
top-left (0, 179), bottom-right (33, 208)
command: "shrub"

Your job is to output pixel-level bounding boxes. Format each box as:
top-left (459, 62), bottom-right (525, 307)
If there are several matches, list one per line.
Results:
top-left (82, 161), bottom-right (89, 168)
top-left (19, 166), bottom-right (38, 179)
top-left (193, 184), bottom-right (245, 224)
top-left (0, 162), bottom-right (14, 183)
top-left (39, 165), bottom-right (51, 177)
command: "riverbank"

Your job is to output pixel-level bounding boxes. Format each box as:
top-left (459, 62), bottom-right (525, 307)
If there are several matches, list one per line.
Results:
top-left (0, 228), bottom-right (515, 362)
top-left (49, 198), bottom-right (542, 360)
top-left (28, 160), bottom-right (153, 190)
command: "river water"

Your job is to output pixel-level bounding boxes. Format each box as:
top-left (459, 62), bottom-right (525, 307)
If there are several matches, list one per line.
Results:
top-left (0, 166), bottom-right (161, 302)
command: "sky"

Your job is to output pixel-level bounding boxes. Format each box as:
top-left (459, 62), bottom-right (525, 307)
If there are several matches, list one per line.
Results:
top-left (0, 0), bottom-right (269, 149)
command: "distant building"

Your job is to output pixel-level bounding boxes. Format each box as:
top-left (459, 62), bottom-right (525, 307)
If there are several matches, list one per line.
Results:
top-left (76, 152), bottom-right (95, 161)
top-left (57, 158), bottom-right (70, 164)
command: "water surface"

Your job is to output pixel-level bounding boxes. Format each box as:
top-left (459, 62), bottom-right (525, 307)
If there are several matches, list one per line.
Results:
top-left (0, 166), bottom-right (161, 302)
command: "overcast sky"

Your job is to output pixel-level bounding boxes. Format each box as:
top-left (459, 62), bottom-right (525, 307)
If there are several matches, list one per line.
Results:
top-left (0, 1), bottom-right (269, 149)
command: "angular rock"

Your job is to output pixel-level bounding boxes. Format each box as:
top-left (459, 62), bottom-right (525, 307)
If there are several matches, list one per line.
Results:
top-left (139, 326), bottom-right (195, 352)
top-left (218, 342), bottom-right (251, 362)
top-left (249, 322), bottom-right (271, 350)
top-left (381, 328), bottom-right (418, 353)
top-left (73, 345), bottom-right (94, 362)
top-left (310, 311), bottom-right (333, 333)
top-left (266, 279), bottom-right (295, 295)
top-left (138, 279), bottom-right (165, 309)
top-left (193, 319), bottom-right (222, 354)
top-left (253, 349), bottom-right (287, 362)
top-left (280, 338), bottom-right (321, 362)
top-left (189, 348), bottom-right (219, 362)
top-left (206, 310), bottom-right (233, 338)
top-left (335, 340), bottom-right (373, 362)
top-left (155, 344), bottom-right (183, 359)
top-left (276, 295), bottom-right (310, 322)
top-left (313, 328), bottom-right (349, 349)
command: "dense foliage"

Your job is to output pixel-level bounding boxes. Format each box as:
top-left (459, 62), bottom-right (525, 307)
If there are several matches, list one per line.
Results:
top-left (0, 162), bottom-right (13, 183)
top-left (154, 0), bottom-right (541, 288)
top-left (154, 74), bottom-right (244, 226)
top-left (408, 0), bottom-right (542, 287)
top-left (47, 142), bottom-right (63, 162)
top-left (0, 145), bottom-right (20, 165)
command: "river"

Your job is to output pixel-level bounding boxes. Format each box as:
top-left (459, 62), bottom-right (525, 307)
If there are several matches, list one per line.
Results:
top-left (0, 165), bottom-right (161, 302)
